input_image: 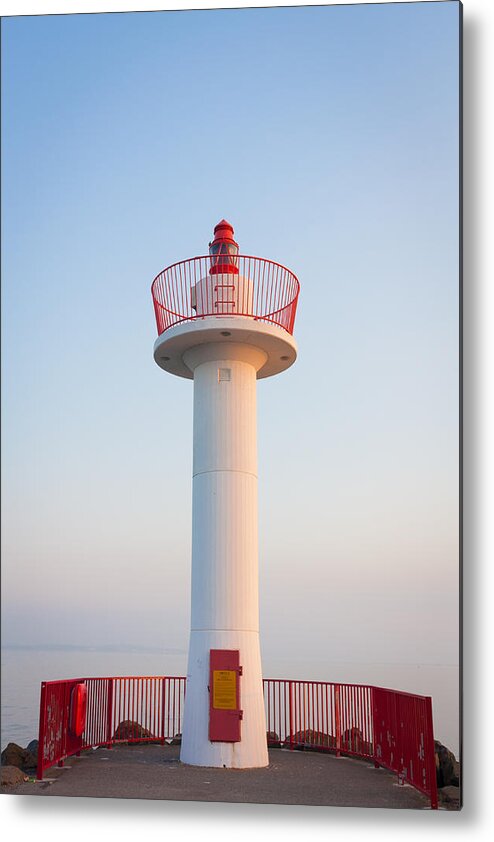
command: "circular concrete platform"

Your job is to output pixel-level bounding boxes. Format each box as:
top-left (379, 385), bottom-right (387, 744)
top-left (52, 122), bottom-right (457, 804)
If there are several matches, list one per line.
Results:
top-left (12, 744), bottom-right (433, 809)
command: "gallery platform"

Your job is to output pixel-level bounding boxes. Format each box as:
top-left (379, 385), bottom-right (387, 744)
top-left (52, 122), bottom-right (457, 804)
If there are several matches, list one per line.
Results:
top-left (13, 744), bottom-right (432, 809)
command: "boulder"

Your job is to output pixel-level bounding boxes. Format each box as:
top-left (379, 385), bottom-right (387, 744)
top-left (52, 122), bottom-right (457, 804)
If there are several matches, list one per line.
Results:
top-left (435, 740), bottom-right (460, 787)
top-left (341, 727), bottom-right (372, 755)
top-left (266, 731), bottom-right (281, 748)
top-left (26, 740), bottom-right (39, 756)
top-left (1, 742), bottom-right (37, 772)
top-left (283, 730), bottom-right (336, 750)
top-left (1, 765), bottom-right (28, 789)
top-left (342, 727), bottom-right (363, 751)
top-left (453, 759), bottom-right (460, 782)
top-left (112, 721), bottom-right (155, 742)
top-left (439, 785), bottom-right (461, 810)
top-left (282, 728), bottom-right (371, 755)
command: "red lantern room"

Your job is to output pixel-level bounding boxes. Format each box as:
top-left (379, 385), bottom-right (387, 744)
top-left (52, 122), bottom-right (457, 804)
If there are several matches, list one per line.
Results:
top-left (209, 219), bottom-right (239, 275)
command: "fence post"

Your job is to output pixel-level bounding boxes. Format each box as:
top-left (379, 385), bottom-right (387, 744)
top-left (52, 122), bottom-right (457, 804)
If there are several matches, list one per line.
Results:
top-left (289, 681), bottom-right (294, 750)
top-left (426, 697), bottom-right (439, 810)
top-left (106, 679), bottom-right (114, 749)
top-left (58, 683), bottom-right (69, 767)
top-left (160, 678), bottom-right (167, 745)
top-left (36, 682), bottom-right (47, 781)
top-left (371, 687), bottom-right (380, 768)
top-left (335, 685), bottom-right (341, 758)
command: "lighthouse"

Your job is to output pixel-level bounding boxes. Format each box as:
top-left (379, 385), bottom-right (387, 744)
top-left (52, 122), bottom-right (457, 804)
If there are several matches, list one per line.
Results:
top-left (151, 220), bottom-right (299, 767)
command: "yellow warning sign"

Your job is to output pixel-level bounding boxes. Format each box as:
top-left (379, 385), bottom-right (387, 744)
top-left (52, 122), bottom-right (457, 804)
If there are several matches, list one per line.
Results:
top-left (212, 670), bottom-right (237, 710)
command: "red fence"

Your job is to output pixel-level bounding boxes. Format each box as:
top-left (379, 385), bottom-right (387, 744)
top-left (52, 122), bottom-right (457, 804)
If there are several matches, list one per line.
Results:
top-left (264, 680), bottom-right (438, 808)
top-left (37, 676), bottom-right (437, 808)
top-left (372, 685), bottom-right (437, 804)
top-left (151, 255), bottom-right (300, 337)
top-left (37, 676), bottom-right (185, 781)
top-left (264, 680), bottom-right (374, 758)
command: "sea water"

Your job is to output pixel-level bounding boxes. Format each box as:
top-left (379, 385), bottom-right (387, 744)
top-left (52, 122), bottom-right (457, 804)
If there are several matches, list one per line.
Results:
top-left (1, 646), bottom-right (459, 758)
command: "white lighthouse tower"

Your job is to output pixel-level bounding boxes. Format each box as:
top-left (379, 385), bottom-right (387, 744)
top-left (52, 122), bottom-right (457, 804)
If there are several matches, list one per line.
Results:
top-left (151, 220), bottom-right (299, 768)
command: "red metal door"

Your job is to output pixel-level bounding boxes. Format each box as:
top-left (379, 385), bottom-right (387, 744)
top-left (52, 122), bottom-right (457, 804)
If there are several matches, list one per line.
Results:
top-left (209, 650), bottom-right (243, 742)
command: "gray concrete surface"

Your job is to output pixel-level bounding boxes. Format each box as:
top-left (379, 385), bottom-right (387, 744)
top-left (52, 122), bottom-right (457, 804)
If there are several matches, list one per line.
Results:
top-left (9, 744), bottom-right (433, 809)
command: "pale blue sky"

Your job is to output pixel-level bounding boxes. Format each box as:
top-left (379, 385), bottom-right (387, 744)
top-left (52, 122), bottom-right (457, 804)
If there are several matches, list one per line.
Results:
top-left (2, 3), bottom-right (459, 669)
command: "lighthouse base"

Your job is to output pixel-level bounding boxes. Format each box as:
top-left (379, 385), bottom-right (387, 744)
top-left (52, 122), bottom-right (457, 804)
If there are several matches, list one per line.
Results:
top-left (180, 630), bottom-right (269, 768)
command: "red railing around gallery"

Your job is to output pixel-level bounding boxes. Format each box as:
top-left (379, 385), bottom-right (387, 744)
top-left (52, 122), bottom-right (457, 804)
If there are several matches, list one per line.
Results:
top-left (151, 255), bottom-right (300, 336)
top-left (36, 676), bottom-right (438, 809)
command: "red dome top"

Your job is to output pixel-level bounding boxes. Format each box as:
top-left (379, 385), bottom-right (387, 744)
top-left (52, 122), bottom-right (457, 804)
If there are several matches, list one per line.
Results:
top-left (211, 219), bottom-right (237, 246)
top-left (214, 219), bottom-right (233, 232)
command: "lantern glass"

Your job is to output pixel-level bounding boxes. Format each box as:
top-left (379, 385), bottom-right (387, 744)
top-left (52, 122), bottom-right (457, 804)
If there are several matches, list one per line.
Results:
top-left (209, 241), bottom-right (238, 268)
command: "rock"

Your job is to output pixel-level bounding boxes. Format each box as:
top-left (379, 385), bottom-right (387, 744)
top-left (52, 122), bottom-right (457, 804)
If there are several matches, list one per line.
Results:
top-left (283, 730), bottom-right (337, 750)
top-left (1, 742), bottom-right (37, 772)
top-left (282, 728), bottom-right (372, 755)
top-left (435, 740), bottom-right (460, 787)
top-left (342, 727), bottom-right (370, 754)
top-left (112, 721), bottom-right (155, 742)
top-left (266, 731), bottom-right (281, 748)
top-left (1, 765), bottom-right (28, 788)
top-left (26, 740), bottom-right (39, 756)
top-left (439, 785), bottom-right (461, 810)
